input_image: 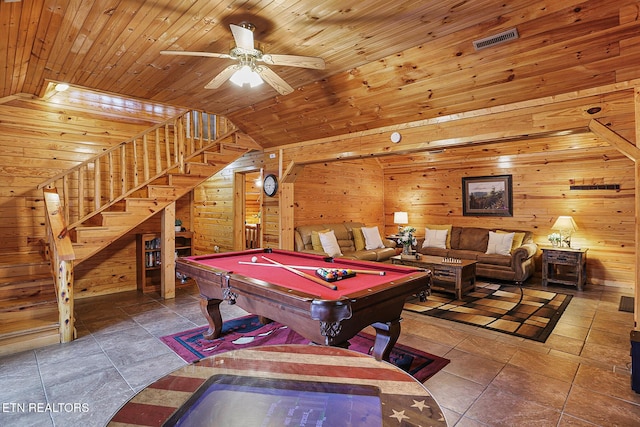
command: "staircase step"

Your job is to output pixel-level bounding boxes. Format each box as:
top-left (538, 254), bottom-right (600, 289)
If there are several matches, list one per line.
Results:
top-left (148, 185), bottom-right (177, 198)
top-left (0, 258), bottom-right (50, 280)
top-left (0, 315), bottom-right (60, 357)
top-left (167, 174), bottom-right (208, 187)
top-left (71, 225), bottom-right (132, 243)
top-left (122, 198), bottom-right (173, 215)
top-left (185, 162), bottom-right (217, 176)
top-left (0, 258), bottom-right (60, 356)
top-left (0, 294), bottom-right (58, 319)
top-left (0, 273), bottom-right (53, 300)
top-left (204, 154), bottom-right (248, 168)
top-left (220, 143), bottom-right (251, 154)
top-left (83, 211), bottom-right (138, 227)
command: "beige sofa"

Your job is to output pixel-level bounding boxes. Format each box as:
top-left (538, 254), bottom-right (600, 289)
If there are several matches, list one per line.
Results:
top-left (294, 222), bottom-right (397, 261)
top-left (417, 226), bottom-right (537, 284)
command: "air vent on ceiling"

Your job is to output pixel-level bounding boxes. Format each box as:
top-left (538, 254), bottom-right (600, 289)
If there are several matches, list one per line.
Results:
top-left (473, 28), bottom-right (519, 51)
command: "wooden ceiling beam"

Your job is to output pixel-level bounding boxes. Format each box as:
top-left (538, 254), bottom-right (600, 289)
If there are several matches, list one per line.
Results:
top-left (589, 119), bottom-right (640, 161)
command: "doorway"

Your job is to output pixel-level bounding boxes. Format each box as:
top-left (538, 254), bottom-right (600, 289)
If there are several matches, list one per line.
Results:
top-left (243, 171), bottom-right (262, 249)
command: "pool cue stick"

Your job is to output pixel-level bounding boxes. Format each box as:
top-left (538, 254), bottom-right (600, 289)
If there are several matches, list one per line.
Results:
top-left (238, 261), bottom-right (386, 276)
top-left (261, 256), bottom-right (338, 290)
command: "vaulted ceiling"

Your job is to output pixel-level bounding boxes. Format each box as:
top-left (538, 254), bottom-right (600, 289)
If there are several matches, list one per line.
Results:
top-left (2, 0), bottom-right (639, 149)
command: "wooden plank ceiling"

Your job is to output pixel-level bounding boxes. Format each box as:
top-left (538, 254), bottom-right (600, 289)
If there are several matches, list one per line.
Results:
top-left (1, 0), bottom-right (639, 149)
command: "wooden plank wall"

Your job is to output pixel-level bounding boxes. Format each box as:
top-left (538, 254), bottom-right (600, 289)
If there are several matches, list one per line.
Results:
top-left (383, 145), bottom-right (635, 287)
top-left (292, 160), bottom-right (385, 228)
top-left (192, 151), bottom-right (264, 254)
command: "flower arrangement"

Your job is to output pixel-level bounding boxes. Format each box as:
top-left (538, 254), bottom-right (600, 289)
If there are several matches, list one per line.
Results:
top-left (547, 232), bottom-right (561, 246)
top-left (398, 226), bottom-right (417, 253)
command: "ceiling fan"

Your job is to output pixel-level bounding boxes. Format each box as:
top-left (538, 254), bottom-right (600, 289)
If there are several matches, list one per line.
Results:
top-left (160, 23), bottom-right (325, 95)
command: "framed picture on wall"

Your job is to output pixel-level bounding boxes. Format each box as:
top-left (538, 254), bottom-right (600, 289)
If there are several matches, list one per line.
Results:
top-left (462, 175), bottom-right (513, 216)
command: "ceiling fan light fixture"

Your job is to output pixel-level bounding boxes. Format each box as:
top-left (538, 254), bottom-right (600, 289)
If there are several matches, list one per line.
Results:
top-left (230, 65), bottom-right (263, 88)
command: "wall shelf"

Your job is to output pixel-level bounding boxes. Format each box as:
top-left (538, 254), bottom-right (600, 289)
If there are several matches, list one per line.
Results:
top-left (136, 231), bottom-right (193, 293)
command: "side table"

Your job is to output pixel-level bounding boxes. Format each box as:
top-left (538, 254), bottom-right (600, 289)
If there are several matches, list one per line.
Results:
top-left (541, 247), bottom-right (588, 290)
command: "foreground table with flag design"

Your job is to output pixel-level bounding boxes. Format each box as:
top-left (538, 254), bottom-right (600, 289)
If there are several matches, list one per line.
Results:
top-left (107, 344), bottom-right (448, 426)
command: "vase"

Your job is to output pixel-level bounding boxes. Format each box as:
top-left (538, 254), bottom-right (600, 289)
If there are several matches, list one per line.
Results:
top-left (402, 245), bottom-right (412, 255)
top-left (551, 240), bottom-right (559, 247)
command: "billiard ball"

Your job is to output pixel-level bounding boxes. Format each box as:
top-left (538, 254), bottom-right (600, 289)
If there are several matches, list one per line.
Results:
top-left (251, 256), bottom-right (258, 263)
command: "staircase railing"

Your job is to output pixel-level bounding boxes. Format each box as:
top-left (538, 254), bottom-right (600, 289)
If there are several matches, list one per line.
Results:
top-left (42, 189), bottom-right (76, 343)
top-left (37, 111), bottom-right (236, 228)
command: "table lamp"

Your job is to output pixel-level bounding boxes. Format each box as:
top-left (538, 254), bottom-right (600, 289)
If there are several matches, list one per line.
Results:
top-left (551, 216), bottom-right (578, 248)
top-left (393, 211), bottom-right (408, 233)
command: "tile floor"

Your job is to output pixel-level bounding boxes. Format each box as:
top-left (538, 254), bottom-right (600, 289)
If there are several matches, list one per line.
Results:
top-left (0, 279), bottom-right (638, 426)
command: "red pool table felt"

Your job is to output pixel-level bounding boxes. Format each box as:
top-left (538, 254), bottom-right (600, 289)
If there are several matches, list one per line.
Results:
top-left (185, 249), bottom-right (418, 300)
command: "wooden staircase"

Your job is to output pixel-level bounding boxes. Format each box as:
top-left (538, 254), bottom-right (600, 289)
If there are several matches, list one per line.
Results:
top-left (68, 147), bottom-right (251, 264)
top-left (0, 111), bottom-right (260, 356)
top-left (0, 253), bottom-right (59, 357)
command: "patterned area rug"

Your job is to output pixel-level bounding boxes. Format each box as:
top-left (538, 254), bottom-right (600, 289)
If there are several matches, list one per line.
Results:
top-left (404, 282), bottom-right (572, 342)
top-left (161, 315), bottom-right (449, 382)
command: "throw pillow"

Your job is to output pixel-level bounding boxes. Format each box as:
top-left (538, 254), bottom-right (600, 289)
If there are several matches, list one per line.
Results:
top-left (318, 230), bottom-right (343, 257)
top-left (497, 230), bottom-right (525, 252)
top-left (486, 231), bottom-right (515, 255)
top-left (422, 228), bottom-right (448, 249)
top-left (425, 224), bottom-right (452, 248)
top-left (311, 229), bottom-right (330, 251)
top-left (352, 227), bottom-right (366, 251)
top-left (362, 226), bottom-right (385, 250)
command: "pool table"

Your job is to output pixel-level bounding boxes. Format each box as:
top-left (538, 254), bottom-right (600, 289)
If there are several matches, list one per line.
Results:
top-left (176, 249), bottom-right (431, 361)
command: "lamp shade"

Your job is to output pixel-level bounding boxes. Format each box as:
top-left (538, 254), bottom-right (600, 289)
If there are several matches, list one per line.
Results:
top-left (229, 65), bottom-right (263, 88)
top-left (552, 216), bottom-right (578, 232)
top-left (393, 212), bottom-right (408, 225)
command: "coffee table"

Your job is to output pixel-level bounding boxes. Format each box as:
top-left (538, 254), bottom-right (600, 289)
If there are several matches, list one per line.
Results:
top-left (391, 254), bottom-right (477, 299)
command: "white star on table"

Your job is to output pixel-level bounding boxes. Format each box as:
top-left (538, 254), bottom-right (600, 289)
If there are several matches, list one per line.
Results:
top-left (411, 399), bottom-right (430, 411)
top-left (389, 409), bottom-right (410, 422)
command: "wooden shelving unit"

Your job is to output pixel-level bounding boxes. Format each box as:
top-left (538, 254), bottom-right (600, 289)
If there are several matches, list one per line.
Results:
top-left (136, 231), bottom-right (193, 293)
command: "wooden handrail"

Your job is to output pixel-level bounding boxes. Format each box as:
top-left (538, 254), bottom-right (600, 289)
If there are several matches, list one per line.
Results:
top-left (43, 188), bottom-right (75, 343)
top-left (37, 111), bottom-right (237, 228)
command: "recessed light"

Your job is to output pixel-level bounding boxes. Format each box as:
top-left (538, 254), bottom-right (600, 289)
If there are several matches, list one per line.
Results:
top-left (54, 83), bottom-right (70, 92)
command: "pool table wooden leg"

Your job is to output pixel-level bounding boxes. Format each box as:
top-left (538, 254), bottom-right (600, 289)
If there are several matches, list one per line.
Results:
top-left (370, 319), bottom-right (401, 361)
top-left (200, 297), bottom-right (223, 340)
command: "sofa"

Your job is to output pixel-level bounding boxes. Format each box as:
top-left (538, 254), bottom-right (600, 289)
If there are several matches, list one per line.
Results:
top-left (294, 222), bottom-right (397, 261)
top-left (416, 225), bottom-right (537, 284)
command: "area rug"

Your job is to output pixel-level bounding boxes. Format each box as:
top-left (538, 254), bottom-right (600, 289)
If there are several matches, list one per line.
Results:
top-left (161, 315), bottom-right (449, 382)
top-left (404, 282), bottom-right (572, 343)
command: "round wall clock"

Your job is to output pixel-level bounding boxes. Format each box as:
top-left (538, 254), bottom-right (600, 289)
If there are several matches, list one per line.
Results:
top-left (263, 174), bottom-right (278, 197)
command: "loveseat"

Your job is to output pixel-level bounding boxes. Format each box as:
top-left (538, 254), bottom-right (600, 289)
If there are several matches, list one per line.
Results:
top-left (294, 222), bottom-right (397, 261)
top-left (416, 225), bottom-right (537, 284)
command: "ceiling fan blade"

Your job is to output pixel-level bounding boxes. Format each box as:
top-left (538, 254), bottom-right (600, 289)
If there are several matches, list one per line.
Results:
top-left (261, 54), bottom-right (325, 70)
top-left (160, 50), bottom-right (232, 59)
top-left (204, 65), bottom-right (239, 89)
top-left (230, 24), bottom-right (254, 51)
top-left (255, 66), bottom-right (294, 96)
